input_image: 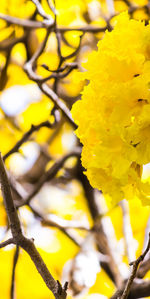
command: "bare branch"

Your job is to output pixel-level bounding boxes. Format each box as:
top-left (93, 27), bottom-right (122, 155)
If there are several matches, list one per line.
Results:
top-left (0, 13), bottom-right (107, 32)
top-left (77, 163), bottom-right (123, 287)
top-left (0, 153), bottom-right (67, 299)
top-left (0, 153), bottom-right (22, 239)
top-left (16, 148), bottom-right (81, 207)
top-left (4, 121), bottom-right (53, 161)
top-left (0, 13), bottom-right (52, 29)
top-left (11, 245), bottom-right (19, 299)
top-left (29, 204), bottom-right (83, 247)
top-left (0, 33), bottom-right (26, 51)
top-left (111, 233), bottom-right (150, 299)
top-left (110, 279), bottom-right (150, 299)
top-left (39, 83), bottom-right (77, 128)
top-left (137, 256), bottom-right (150, 278)
top-left (120, 232), bottom-right (150, 299)
top-left (57, 25), bottom-right (108, 33)
top-left (31, 0), bottom-right (54, 21)
top-left (0, 238), bottom-right (14, 248)
top-left (40, 62), bottom-right (78, 83)
top-left (23, 21), bottom-right (76, 128)
top-left (41, 214), bottom-right (89, 231)
top-left (63, 34), bottom-right (84, 60)
top-left (46, 0), bottom-right (56, 15)
top-left (0, 48), bottom-right (11, 90)
top-left (28, 28), bottom-right (51, 67)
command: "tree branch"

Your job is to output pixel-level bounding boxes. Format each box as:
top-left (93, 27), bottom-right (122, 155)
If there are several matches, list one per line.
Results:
top-left (4, 121), bottom-right (53, 161)
top-left (0, 13), bottom-right (107, 32)
top-left (39, 83), bottom-right (77, 128)
top-left (111, 233), bottom-right (150, 299)
top-left (11, 245), bottom-right (19, 299)
top-left (0, 154), bottom-right (22, 239)
top-left (0, 13), bottom-right (52, 29)
top-left (16, 148), bottom-right (81, 207)
top-left (120, 232), bottom-right (150, 299)
top-left (0, 153), bottom-right (67, 299)
top-left (137, 256), bottom-right (150, 278)
top-left (0, 238), bottom-right (14, 248)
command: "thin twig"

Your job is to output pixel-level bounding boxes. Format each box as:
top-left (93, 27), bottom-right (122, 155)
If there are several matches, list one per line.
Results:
top-left (0, 13), bottom-right (54, 29)
top-left (120, 232), bottom-right (150, 299)
top-left (0, 48), bottom-right (11, 90)
top-left (64, 34), bottom-right (84, 60)
top-left (41, 212), bottom-right (89, 231)
top-left (40, 62), bottom-right (78, 83)
top-left (57, 26), bottom-right (108, 33)
top-left (137, 256), bottom-right (150, 278)
top-left (11, 245), bottom-right (19, 299)
top-left (31, 0), bottom-right (54, 22)
top-left (39, 83), bottom-right (77, 128)
top-left (46, 0), bottom-right (56, 15)
top-left (23, 23), bottom-right (76, 128)
top-left (0, 153), bottom-right (67, 299)
top-left (4, 121), bottom-right (53, 161)
top-left (0, 154), bottom-right (22, 239)
top-left (0, 238), bottom-right (14, 248)
top-left (0, 13), bottom-right (107, 32)
top-left (16, 148), bottom-right (81, 207)
top-left (28, 28), bottom-right (51, 67)
top-left (0, 33), bottom-right (27, 51)
top-left (29, 204), bottom-right (82, 247)
top-left (77, 162), bottom-right (123, 287)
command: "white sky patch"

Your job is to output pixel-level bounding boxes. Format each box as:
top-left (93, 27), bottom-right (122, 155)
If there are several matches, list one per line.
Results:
top-left (62, 131), bottom-right (77, 151)
top-left (27, 221), bottom-right (60, 253)
top-left (9, 142), bottom-right (40, 176)
top-left (88, 0), bottom-right (101, 20)
top-left (63, 235), bottom-right (100, 293)
top-left (19, 207), bottom-right (35, 227)
top-left (73, 251), bottom-right (100, 287)
top-left (142, 163), bottom-right (150, 181)
top-left (19, 207), bottom-right (60, 252)
top-left (34, 184), bottom-right (75, 214)
top-left (102, 216), bottom-right (129, 279)
top-left (0, 84), bottom-right (42, 116)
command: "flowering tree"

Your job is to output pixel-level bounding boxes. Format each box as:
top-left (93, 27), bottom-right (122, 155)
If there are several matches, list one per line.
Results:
top-left (0, 1), bottom-right (150, 299)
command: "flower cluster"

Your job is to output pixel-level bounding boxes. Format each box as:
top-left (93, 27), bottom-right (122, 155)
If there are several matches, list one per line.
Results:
top-left (72, 13), bottom-right (150, 206)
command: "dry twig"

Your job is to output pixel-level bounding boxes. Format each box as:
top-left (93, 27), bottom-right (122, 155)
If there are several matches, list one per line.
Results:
top-left (16, 148), bottom-right (81, 207)
top-left (4, 121), bottom-right (53, 161)
top-left (111, 233), bottom-right (150, 299)
top-left (11, 245), bottom-right (19, 299)
top-left (0, 153), bottom-right (67, 299)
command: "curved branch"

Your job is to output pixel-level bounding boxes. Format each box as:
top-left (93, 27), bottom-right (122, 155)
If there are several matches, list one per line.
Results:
top-left (16, 148), bottom-right (81, 207)
top-left (4, 121), bottom-right (53, 161)
top-left (0, 153), bottom-right (67, 299)
top-left (0, 238), bottom-right (14, 248)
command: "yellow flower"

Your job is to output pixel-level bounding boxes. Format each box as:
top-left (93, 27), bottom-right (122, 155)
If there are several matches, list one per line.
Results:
top-left (72, 12), bottom-right (150, 206)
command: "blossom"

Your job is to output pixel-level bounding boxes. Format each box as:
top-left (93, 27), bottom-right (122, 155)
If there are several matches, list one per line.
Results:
top-left (72, 12), bottom-right (150, 205)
